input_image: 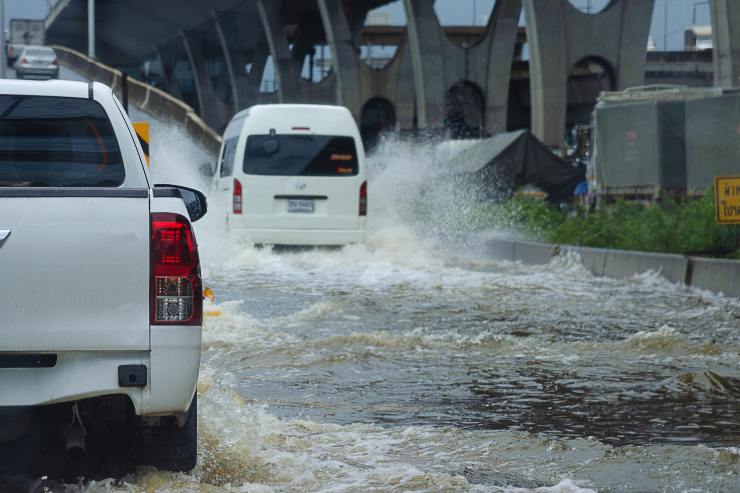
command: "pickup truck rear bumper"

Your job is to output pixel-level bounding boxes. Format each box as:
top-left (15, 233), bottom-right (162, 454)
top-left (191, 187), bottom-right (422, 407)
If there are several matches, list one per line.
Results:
top-left (0, 326), bottom-right (200, 416)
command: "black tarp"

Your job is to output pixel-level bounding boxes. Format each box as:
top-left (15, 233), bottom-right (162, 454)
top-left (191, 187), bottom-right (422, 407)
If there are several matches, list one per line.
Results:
top-left (451, 130), bottom-right (585, 204)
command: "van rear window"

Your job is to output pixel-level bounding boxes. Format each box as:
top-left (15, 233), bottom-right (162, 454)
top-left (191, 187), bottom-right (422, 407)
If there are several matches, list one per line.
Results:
top-left (243, 135), bottom-right (358, 177)
top-left (0, 95), bottom-right (125, 187)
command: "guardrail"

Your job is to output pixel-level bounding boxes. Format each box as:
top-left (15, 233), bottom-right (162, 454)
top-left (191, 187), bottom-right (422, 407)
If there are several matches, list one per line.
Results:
top-left (51, 45), bottom-right (222, 158)
top-left (486, 237), bottom-right (740, 299)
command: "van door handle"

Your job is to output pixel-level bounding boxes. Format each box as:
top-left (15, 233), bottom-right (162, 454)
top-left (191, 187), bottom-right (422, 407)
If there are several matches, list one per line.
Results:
top-left (222, 188), bottom-right (230, 191)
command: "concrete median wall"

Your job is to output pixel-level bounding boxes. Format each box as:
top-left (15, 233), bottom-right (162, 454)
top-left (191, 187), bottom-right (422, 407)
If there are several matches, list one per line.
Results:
top-left (488, 237), bottom-right (739, 299)
top-left (52, 46), bottom-right (222, 158)
top-left (689, 257), bottom-right (740, 298)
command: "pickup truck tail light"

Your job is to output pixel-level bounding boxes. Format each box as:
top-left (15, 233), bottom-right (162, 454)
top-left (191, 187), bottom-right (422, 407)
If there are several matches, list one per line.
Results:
top-left (359, 181), bottom-right (367, 216)
top-left (150, 213), bottom-right (202, 325)
top-left (233, 178), bottom-right (242, 214)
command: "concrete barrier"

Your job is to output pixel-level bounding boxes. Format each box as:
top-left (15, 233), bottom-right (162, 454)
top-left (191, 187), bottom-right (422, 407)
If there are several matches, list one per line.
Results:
top-left (513, 240), bottom-right (558, 265)
top-left (51, 46), bottom-right (222, 159)
top-left (486, 238), bottom-right (738, 299)
top-left (562, 246), bottom-right (607, 276)
top-left (689, 257), bottom-right (740, 298)
top-left (485, 237), bottom-right (516, 261)
top-left (601, 249), bottom-right (689, 284)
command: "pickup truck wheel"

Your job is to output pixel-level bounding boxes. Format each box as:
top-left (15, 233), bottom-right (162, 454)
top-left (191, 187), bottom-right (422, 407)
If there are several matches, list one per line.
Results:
top-left (133, 395), bottom-right (197, 472)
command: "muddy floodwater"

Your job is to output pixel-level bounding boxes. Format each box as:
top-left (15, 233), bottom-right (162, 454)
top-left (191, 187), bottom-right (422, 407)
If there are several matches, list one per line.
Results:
top-left (73, 131), bottom-right (740, 492)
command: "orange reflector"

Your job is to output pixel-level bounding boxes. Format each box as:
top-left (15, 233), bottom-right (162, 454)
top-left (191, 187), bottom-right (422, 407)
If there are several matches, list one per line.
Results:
top-left (204, 287), bottom-right (215, 301)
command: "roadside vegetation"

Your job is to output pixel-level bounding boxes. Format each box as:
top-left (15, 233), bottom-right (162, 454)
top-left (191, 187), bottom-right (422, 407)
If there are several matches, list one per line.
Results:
top-left (479, 191), bottom-right (740, 257)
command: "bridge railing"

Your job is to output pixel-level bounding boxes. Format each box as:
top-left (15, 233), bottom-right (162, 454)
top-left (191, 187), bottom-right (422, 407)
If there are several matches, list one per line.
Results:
top-left (51, 45), bottom-right (222, 158)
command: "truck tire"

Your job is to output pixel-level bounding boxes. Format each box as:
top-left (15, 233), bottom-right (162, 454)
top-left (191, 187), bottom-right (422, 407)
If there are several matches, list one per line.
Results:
top-left (133, 395), bottom-right (197, 472)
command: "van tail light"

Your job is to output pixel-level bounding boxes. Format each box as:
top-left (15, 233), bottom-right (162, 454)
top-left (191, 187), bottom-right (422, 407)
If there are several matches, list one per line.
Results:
top-left (359, 181), bottom-right (367, 216)
top-left (233, 178), bottom-right (243, 214)
top-left (150, 213), bottom-right (202, 326)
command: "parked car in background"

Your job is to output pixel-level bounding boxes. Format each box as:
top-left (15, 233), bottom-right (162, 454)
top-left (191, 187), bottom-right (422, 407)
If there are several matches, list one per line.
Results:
top-left (7, 19), bottom-right (46, 67)
top-left (14, 46), bottom-right (59, 80)
top-left (0, 79), bottom-right (206, 478)
top-left (214, 104), bottom-right (368, 246)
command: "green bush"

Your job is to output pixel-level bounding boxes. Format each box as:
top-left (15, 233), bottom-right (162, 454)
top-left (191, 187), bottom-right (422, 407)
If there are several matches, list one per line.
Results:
top-left (480, 192), bottom-right (739, 256)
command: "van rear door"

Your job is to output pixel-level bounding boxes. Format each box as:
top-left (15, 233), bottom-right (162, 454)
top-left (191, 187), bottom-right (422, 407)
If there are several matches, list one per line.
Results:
top-left (241, 134), bottom-right (363, 230)
top-left (0, 95), bottom-right (150, 351)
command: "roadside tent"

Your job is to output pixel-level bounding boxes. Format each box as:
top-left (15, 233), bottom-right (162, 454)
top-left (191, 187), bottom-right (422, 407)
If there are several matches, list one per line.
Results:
top-left (450, 130), bottom-right (585, 204)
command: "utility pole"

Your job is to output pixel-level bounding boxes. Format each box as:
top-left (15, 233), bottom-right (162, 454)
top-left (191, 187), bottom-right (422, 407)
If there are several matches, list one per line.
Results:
top-left (0, 0), bottom-right (6, 79)
top-left (663, 0), bottom-right (668, 51)
top-left (88, 0), bottom-right (95, 58)
top-left (472, 0), bottom-right (477, 26)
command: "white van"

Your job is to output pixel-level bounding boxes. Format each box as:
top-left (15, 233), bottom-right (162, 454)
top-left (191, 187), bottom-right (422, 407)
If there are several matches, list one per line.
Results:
top-left (214, 104), bottom-right (367, 246)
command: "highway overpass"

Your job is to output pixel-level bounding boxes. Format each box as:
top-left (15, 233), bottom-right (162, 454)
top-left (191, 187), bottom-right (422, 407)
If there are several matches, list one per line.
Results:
top-left (46, 0), bottom-right (729, 147)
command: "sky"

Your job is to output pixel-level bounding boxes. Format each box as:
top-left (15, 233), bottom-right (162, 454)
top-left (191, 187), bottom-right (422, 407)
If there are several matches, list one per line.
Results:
top-left (7, 0), bottom-right (714, 52)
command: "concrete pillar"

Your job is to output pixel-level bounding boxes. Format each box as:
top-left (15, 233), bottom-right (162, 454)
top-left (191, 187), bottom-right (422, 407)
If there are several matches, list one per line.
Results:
top-left (212, 12), bottom-right (252, 111)
top-left (317, 0), bottom-right (364, 114)
top-left (711, 0), bottom-right (740, 87)
top-left (180, 29), bottom-right (229, 130)
top-left (523, 0), bottom-right (654, 147)
top-left (403, 0), bottom-right (449, 128)
top-left (248, 38), bottom-right (270, 93)
top-left (472, 0), bottom-right (522, 134)
top-left (256, 0), bottom-right (300, 102)
top-left (154, 46), bottom-right (184, 99)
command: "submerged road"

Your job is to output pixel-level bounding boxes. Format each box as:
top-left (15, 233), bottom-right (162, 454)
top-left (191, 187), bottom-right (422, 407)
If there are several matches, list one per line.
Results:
top-left (49, 68), bottom-right (740, 492)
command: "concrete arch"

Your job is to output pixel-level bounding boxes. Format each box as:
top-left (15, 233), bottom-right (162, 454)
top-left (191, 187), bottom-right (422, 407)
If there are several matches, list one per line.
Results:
top-left (403, 0), bottom-right (456, 129)
top-left (565, 0), bottom-right (614, 15)
top-left (361, 97), bottom-right (397, 148)
top-left (397, 0), bottom-right (521, 134)
top-left (567, 56), bottom-right (616, 128)
top-left (468, 0), bottom-right (522, 135)
top-left (569, 55), bottom-right (617, 91)
top-left (523, 0), bottom-right (655, 146)
top-left (445, 81), bottom-right (485, 138)
top-left (256, 0), bottom-right (300, 103)
top-left (317, 0), bottom-right (364, 114)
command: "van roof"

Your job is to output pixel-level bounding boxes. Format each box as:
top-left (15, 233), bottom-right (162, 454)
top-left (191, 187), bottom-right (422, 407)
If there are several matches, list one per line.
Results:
top-left (227, 104), bottom-right (361, 141)
top-left (232, 104), bottom-right (353, 120)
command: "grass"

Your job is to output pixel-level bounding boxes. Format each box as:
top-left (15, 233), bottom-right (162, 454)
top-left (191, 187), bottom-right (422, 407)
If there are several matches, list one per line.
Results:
top-left (477, 192), bottom-right (740, 257)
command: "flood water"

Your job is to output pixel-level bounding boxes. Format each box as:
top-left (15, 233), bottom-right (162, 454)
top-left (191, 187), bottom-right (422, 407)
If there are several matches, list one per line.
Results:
top-left (74, 98), bottom-right (740, 491)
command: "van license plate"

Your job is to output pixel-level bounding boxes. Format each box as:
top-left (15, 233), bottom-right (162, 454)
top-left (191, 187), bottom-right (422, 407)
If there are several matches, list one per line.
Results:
top-left (287, 199), bottom-right (315, 213)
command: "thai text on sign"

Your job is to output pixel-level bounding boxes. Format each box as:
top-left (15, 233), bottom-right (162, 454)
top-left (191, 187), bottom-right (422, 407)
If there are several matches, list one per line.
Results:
top-left (715, 176), bottom-right (740, 224)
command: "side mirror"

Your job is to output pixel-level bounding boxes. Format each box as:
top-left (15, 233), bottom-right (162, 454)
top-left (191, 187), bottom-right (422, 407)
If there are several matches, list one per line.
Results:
top-left (153, 184), bottom-right (208, 222)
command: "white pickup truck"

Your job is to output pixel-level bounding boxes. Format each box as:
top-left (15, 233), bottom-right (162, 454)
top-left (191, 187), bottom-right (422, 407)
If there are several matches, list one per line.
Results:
top-left (0, 80), bottom-right (205, 481)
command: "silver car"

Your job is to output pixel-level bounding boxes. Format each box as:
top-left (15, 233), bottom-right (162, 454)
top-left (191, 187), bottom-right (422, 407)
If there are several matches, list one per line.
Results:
top-left (14, 46), bottom-right (59, 80)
